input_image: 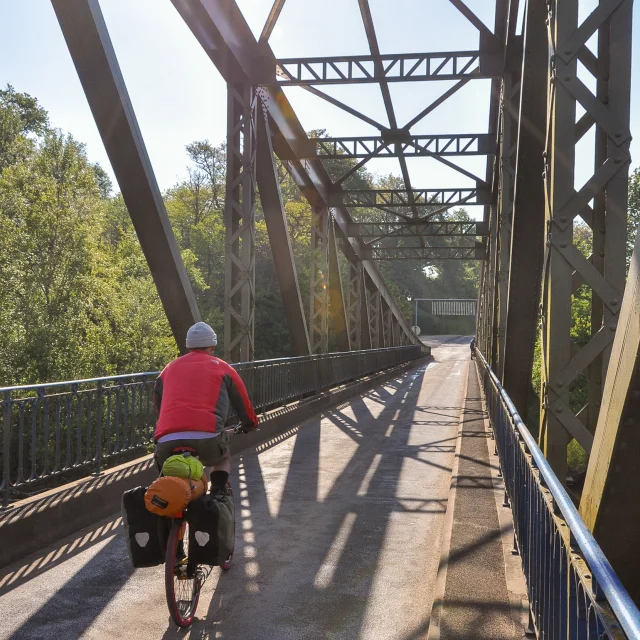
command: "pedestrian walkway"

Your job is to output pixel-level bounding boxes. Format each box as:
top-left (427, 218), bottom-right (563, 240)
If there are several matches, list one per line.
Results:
top-left (428, 361), bottom-right (529, 639)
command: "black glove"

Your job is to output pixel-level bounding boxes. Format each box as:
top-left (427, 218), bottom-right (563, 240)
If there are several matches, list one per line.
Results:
top-left (237, 423), bottom-right (254, 434)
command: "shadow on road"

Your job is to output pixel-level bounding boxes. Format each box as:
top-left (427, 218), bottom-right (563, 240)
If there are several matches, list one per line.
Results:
top-left (5, 342), bottom-right (480, 640)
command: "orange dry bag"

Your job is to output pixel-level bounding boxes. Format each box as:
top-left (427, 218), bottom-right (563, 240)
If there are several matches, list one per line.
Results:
top-left (189, 476), bottom-right (208, 501)
top-left (144, 476), bottom-right (191, 517)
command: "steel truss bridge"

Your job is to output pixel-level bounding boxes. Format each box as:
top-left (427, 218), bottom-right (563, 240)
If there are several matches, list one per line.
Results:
top-left (3, 0), bottom-right (640, 638)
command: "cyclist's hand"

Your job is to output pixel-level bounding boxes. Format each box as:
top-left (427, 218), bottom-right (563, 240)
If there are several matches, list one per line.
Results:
top-left (236, 424), bottom-right (254, 435)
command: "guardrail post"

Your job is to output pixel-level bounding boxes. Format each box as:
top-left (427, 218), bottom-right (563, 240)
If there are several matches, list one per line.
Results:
top-left (95, 380), bottom-right (103, 474)
top-left (40, 387), bottom-right (49, 476)
top-left (2, 391), bottom-right (11, 508)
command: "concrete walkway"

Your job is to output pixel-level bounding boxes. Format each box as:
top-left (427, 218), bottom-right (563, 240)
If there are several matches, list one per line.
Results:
top-left (1, 339), bottom-right (474, 640)
top-left (429, 361), bottom-right (528, 639)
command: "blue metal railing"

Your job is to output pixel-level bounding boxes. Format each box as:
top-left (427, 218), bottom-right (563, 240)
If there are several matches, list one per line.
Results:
top-left (1, 345), bottom-right (425, 506)
top-left (476, 350), bottom-right (640, 639)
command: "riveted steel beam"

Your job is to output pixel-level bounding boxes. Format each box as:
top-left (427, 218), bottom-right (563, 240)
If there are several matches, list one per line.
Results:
top-left (259, 0), bottom-right (287, 43)
top-left (362, 244), bottom-right (486, 261)
top-left (347, 221), bottom-right (489, 239)
top-left (50, 0), bottom-right (200, 352)
top-left (347, 260), bottom-right (363, 349)
top-left (363, 271), bottom-right (382, 349)
top-left (580, 216), bottom-right (640, 603)
top-left (479, 0), bottom-right (511, 365)
top-left (502, 0), bottom-right (547, 419)
top-left (540, 0), bottom-right (631, 479)
top-left (328, 219), bottom-right (350, 352)
top-left (298, 133), bottom-right (494, 159)
top-left (224, 84), bottom-right (257, 362)
top-left (493, 67), bottom-right (521, 377)
top-left (448, 0), bottom-right (497, 42)
top-left (255, 108), bottom-right (311, 356)
top-left (360, 270), bottom-right (373, 349)
top-left (309, 207), bottom-right (329, 354)
top-left (275, 50), bottom-right (502, 85)
top-left (330, 187), bottom-right (492, 208)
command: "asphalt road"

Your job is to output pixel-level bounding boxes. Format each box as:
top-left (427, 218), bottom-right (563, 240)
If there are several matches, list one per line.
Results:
top-left (0, 337), bottom-right (471, 640)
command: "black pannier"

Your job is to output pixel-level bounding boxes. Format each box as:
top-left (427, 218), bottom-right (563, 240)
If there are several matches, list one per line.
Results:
top-left (187, 491), bottom-right (234, 566)
top-left (121, 486), bottom-right (168, 568)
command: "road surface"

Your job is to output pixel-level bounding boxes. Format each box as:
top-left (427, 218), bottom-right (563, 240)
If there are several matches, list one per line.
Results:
top-left (0, 337), bottom-right (471, 640)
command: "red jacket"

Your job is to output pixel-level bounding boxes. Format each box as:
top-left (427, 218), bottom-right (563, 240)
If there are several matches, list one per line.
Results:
top-left (153, 351), bottom-right (258, 441)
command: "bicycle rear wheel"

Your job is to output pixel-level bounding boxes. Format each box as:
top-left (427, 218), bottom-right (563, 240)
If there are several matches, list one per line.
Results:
top-left (165, 518), bottom-right (201, 628)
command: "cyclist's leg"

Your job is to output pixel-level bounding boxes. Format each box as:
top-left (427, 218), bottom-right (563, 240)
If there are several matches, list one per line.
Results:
top-left (209, 449), bottom-right (231, 492)
top-left (191, 432), bottom-right (231, 493)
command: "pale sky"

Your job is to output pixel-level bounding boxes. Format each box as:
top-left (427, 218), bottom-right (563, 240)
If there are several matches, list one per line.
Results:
top-left (2, 0), bottom-right (640, 223)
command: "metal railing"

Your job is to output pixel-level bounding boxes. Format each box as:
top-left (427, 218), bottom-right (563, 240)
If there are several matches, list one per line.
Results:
top-left (476, 350), bottom-right (640, 639)
top-left (1, 345), bottom-right (424, 507)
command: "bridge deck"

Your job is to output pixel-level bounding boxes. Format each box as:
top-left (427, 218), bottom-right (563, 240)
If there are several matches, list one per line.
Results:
top-left (1, 339), bottom-right (469, 640)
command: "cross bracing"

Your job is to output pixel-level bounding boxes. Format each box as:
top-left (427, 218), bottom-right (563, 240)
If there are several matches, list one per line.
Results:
top-left (330, 188), bottom-right (492, 208)
top-left (362, 245), bottom-right (486, 261)
top-left (346, 221), bottom-right (489, 239)
top-left (303, 134), bottom-right (495, 159)
top-left (275, 50), bottom-right (502, 85)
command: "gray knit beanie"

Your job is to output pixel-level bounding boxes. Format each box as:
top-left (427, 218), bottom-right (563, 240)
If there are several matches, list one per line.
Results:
top-left (186, 322), bottom-right (218, 349)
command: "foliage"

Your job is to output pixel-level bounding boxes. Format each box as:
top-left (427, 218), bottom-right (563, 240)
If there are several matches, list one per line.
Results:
top-left (627, 168), bottom-right (640, 266)
top-left (0, 87), bottom-right (175, 384)
top-left (1, 86), bottom-right (481, 385)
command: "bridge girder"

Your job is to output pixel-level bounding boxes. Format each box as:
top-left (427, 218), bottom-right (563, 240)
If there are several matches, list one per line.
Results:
top-left (50, 0), bottom-right (201, 353)
top-left (293, 133), bottom-right (495, 160)
top-left (362, 245), bottom-right (486, 261)
top-left (580, 219), bottom-right (640, 603)
top-left (538, 0), bottom-right (632, 479)
top-left (255, 109), bottom-right (311, 356)
top-left (170, 0), bottom-right (421, 350)
top-left (329, 187), bottom-right (492, 209)
top-left (275, 50), bottom-right (503, 86)
top-left (346, 221), bottom-right (489, 239)
top-left (501, 0), bottom-right (547, 419)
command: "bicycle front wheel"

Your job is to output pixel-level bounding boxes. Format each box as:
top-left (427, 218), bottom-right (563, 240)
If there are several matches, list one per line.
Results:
top-left (165, 518), bottom-right (201, 628)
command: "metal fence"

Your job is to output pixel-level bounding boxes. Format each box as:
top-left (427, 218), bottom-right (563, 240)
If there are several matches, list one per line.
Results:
top-left (476, 350), bottom-right (640, 640)
top-left (1, 345), bottom-right (424, 507)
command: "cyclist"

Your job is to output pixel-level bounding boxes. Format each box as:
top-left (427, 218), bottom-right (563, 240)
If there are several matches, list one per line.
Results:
top-left (470, 336), bottom-right (476, 360)
top-left (153, 321), bottom-right (258, 494)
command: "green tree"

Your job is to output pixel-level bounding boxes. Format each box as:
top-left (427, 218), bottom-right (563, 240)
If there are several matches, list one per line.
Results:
top-left (0, 89), bottom-right (176, 384)
top-left (0, 84), bottom-right (48, 172)
top-left (627, 168), bottom-right (640, 266)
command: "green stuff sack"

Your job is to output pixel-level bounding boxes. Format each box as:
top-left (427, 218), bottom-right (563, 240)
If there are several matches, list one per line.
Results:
top-left (162, 453), bottom-right (204, 481)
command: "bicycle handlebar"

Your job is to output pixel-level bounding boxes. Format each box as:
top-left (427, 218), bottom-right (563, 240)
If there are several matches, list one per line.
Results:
top-left (224, 424), bottom-right (258, 434)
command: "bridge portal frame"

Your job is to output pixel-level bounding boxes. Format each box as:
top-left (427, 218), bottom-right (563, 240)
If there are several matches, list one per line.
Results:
top-left (170, 0), bottom-right (422, 355)
top-left (412, 298), bottom-right (478, 333)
